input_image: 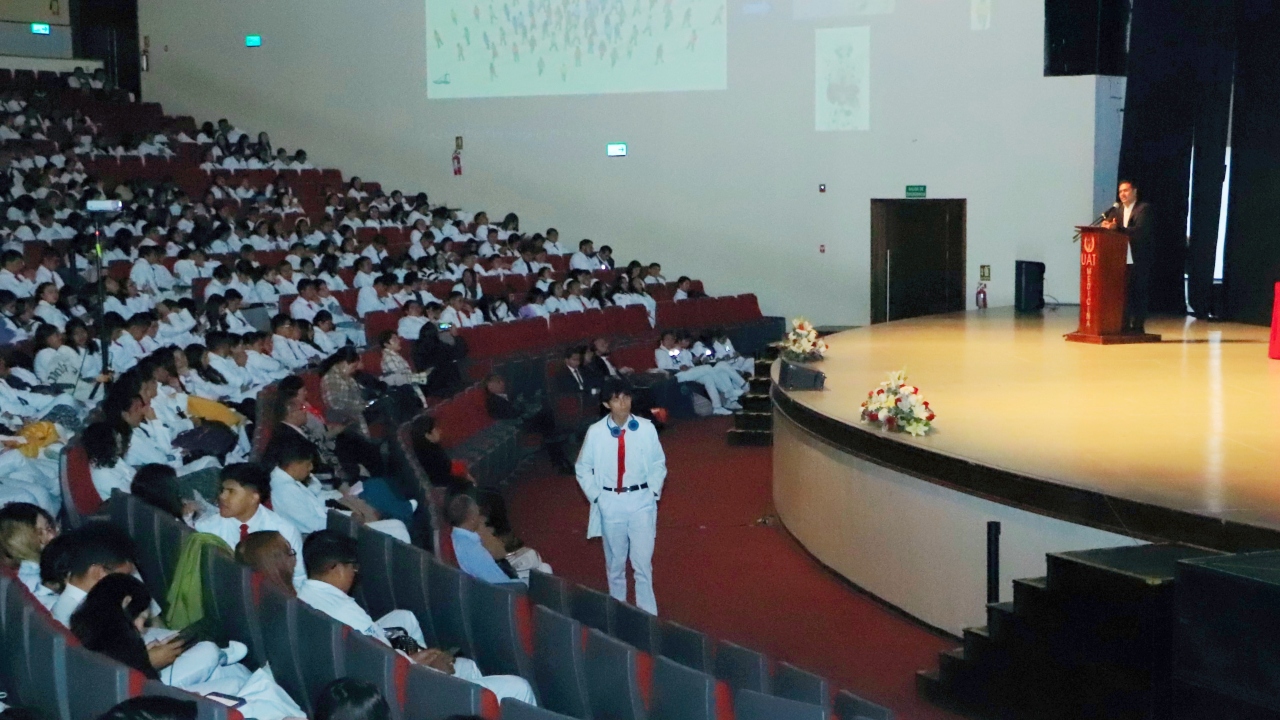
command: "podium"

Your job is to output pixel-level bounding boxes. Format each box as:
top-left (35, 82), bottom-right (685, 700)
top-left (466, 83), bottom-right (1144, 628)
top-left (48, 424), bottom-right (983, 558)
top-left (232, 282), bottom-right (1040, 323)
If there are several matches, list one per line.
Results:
top-left (1065, 226), bottom-right (1161, 344)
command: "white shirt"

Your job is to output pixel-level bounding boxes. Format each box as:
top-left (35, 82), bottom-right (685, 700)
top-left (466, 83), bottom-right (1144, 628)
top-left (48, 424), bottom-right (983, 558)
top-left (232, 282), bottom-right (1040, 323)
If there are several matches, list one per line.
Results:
top-left (195, 505), bottom-right (307, 589)
top-left (575, 414), bottom-right (667, 505)
top-left (269, 467), bottom-right (340, 535)
top-left (399, 315), bottom-right (428, 340)
top-left (356, 287), bottom-right (397, 317)
top-left (51, 582), bottom-right (88, 627)
top-left (272, 335), bottom-right (311, 369)
top-left (0, 269), bottom-right (35, 298)
top-left (290, 296), bottom-right (322, 322)
top-left (34, 301), bottom-right (69, 331)
top-left (111, 333), bottom-right (146, 373)
top-left (297, 579), bottom-right (389, 643)
top-left (34, 345), bottom-right (79, 385)
top-left (440, 305), bottom-right (483, 328)
top-left (91, 459), bottom-right (136, 501)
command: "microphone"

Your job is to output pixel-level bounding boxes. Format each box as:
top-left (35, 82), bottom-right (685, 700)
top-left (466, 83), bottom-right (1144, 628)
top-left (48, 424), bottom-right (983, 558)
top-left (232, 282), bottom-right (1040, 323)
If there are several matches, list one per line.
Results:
top-left (1094, 202), bottom-right (1120, 225)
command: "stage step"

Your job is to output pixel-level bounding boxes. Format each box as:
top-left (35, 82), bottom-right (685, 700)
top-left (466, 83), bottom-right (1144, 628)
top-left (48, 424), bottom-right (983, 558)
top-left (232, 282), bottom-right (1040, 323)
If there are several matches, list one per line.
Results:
top-left (748, 375), bottom-right (771, 394)
top-left (753, 358), bottom-right (774, 376)
top-left (733, 411), bottom-right (772, 431)
top-left (740, 392), bottom-right (770, 413)
top-left (922, 543), bottom-right (1223, 720)
top-left (726, 429), bottom-right (772, 446)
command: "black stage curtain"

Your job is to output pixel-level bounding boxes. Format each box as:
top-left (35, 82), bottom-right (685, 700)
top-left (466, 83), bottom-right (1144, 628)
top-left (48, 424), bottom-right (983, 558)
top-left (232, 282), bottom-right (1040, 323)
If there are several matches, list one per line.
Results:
top-left (1118, 0), bottom-right (1234, 317)
top-left (1224, 0), bottom-right (1280, 325)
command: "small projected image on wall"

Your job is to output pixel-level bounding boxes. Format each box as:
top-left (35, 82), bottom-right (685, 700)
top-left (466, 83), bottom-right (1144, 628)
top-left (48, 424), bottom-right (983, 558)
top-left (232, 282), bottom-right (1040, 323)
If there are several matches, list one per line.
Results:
top-left (815, 27), bottom-right (869, 131)
top-left (426, 0), bottom-right (727, 99)
top-left (971, 0), bottom-right (991, 30)
top-left (793, 0), bottom-right (891, 21)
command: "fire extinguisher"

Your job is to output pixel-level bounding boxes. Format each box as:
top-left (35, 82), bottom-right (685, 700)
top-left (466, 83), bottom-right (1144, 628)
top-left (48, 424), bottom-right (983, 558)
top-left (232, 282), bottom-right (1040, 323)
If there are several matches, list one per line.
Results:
top-left (451, 150), bottom-right (462, 176)
top-left (975, 282), bottom-right (988, 310)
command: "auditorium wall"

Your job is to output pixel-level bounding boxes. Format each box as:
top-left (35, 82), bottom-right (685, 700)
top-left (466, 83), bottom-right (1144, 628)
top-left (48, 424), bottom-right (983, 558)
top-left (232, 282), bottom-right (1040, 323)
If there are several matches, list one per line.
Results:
top-left (137, 0), bottom-right (1120, 325)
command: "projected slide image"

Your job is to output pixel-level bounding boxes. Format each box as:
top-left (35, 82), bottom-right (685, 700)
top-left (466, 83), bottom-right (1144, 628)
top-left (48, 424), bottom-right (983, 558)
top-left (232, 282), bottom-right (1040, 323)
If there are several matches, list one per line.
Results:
top-left (815, 26), bottom-right (869, 131)
top-left (793, 0), bottom-right (891, 21)
top-left (427, 0), bottom-right (727, 98)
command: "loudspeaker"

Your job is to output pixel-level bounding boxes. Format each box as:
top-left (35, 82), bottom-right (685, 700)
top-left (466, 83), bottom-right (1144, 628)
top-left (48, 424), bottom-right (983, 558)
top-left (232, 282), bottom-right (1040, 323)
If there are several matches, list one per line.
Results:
top-left (1015, 260), bottom-right (1046, 312)
top-left (779, 360), bottom-right (826, 391)
top-left (1044, 0), bottom-right (1129, 77)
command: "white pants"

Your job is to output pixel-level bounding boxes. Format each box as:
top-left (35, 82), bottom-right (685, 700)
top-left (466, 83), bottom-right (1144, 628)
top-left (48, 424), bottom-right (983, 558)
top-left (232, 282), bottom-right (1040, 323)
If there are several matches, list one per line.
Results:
top-left (720, 356), bottom-right (754, 375)
top-left (377, 611), bottom-right (537, 706)
top-left (368, 519), bottom-right (411, 544)
top-left (709, 364), bottom-right (746, 395)
top-left (0, 449), bottom-right (60, 515)
top-left (599, 490), bottom-right (658, 615)
top-left (675, 366), bottom-right (729, 410)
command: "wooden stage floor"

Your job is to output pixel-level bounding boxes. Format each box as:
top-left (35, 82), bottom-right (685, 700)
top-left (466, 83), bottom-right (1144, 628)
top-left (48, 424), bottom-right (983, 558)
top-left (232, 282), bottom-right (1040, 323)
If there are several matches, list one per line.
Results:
top-left (787, 308), bottom-right (1280, 544)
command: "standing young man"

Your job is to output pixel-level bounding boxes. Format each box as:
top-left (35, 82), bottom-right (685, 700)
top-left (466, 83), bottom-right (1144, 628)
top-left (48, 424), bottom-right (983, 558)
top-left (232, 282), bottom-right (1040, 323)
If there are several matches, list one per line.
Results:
top-left (574, 382), bottom-right (666, 614)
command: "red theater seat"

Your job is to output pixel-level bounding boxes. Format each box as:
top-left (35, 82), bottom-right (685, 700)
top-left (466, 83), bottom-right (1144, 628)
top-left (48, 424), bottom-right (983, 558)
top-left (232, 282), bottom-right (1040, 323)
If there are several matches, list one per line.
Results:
top-left (363, 310), bottom-right (400, 344)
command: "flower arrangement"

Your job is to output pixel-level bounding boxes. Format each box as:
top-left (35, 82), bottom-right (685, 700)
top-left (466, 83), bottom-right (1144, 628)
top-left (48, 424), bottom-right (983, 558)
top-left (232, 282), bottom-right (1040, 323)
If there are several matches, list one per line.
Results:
top-left (779, 318), bottom-right (830, 363)
top-left (860, 370), bottom-right (935, 436)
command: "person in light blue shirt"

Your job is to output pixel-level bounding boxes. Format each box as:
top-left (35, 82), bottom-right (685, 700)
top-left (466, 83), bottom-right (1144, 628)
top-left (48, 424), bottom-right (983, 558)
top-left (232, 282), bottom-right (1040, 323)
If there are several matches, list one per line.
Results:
top-left (447, 493), bottom-right (521, 585)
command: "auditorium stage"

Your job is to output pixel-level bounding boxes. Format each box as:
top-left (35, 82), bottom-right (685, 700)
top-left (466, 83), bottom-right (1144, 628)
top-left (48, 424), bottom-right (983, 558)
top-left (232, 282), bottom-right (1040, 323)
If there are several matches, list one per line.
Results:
top-left (770, 308), bottom-right (1279, 634)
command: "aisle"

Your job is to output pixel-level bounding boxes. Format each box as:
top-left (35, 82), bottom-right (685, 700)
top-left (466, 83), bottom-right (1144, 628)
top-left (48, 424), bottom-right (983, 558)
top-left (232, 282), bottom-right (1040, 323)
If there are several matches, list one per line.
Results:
top-left (506, 416), bottom-right (963, 720)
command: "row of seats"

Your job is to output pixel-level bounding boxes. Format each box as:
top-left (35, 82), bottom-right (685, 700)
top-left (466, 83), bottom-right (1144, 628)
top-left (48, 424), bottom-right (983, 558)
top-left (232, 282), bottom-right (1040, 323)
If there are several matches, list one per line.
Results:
top-left (0, 569), bottom-right (246, 720)
top-left (115, 482), bottom-right (896, 720)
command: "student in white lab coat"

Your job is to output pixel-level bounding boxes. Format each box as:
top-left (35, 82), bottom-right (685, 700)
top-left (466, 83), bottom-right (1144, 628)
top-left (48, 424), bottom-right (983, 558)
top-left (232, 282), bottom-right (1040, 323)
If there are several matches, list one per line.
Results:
top-left (297, 530), bottom-right (537, 704)
top-left (33, 282), bottom-right (70, 330)
top-left (542, 228), bottom-right (568, 255)
top-left (574, 382), bottom-right (666, 615)
top-left (653, 332), bottom-right (739, 416)
top-left (268, 445), bottom-right (410, 543)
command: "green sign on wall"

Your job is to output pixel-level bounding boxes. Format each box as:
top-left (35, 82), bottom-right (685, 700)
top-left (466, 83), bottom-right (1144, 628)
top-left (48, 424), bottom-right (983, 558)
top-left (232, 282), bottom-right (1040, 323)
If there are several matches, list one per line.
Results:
top-left (906, 185), bottom-right (927, 199)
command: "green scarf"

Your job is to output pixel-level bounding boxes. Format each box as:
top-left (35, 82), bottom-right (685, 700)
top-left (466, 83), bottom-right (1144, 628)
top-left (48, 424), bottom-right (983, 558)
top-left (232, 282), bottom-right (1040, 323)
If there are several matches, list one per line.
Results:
top-left (163, 531), bottom-right (234, 631)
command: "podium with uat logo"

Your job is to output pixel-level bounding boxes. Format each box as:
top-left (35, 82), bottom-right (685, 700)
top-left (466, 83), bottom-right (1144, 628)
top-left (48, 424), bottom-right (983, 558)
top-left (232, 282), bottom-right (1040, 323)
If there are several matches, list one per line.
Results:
top-left (1066, 226), bottom-right (1161, 344)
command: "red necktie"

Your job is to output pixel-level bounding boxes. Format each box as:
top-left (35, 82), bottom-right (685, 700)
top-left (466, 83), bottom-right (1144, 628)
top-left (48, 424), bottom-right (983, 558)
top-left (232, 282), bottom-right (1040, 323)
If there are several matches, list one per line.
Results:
top-left (616, 429), bottom-right (626, 491)
top-left (240, 523), bottom-right (249, 543)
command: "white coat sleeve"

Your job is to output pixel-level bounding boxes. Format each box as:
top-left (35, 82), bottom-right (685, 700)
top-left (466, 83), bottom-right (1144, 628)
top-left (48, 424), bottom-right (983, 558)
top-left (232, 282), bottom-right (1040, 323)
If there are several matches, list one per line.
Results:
top-left (574, 426), bottom-right (601, 505)
top-left (644, 424), bottom-right (667, 500)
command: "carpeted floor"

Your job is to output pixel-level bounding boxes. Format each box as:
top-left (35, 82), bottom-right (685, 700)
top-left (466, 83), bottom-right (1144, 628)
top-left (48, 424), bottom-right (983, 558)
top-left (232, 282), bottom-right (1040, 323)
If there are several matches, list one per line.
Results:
top-left (506, 416), bottom-right (965, 720)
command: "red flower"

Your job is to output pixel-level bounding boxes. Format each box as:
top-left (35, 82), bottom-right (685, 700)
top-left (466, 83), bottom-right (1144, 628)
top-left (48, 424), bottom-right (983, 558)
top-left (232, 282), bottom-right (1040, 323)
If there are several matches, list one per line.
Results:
top-left (885, 416), bottom-right (897, 427)
top-left (868, 412), bottom-right (878, 422)
top-left (926, 413), bottom-right (935, 421)
top-left (923, 401), bottom-right (930, 408)
top-left (876, 389), bottom-right (884, 395)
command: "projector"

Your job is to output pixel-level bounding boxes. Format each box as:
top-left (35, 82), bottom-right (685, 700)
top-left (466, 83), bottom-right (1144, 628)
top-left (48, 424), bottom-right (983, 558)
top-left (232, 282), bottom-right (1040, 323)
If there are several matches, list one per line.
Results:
top-left (85, 199), bottom-right (123, 213)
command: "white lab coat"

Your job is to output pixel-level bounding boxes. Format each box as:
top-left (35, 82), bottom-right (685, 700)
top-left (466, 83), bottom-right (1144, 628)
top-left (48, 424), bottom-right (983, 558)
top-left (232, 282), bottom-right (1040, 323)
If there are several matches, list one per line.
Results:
top-left (574, 414), bottom-right (666, 614)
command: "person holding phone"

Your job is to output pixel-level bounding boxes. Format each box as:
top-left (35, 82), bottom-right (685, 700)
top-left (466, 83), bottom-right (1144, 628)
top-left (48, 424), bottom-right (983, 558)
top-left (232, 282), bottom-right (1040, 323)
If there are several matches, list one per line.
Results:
top-left (297, 531), bottom-right (538, 705)
top-left (71, 573), bottom-right (305, 720)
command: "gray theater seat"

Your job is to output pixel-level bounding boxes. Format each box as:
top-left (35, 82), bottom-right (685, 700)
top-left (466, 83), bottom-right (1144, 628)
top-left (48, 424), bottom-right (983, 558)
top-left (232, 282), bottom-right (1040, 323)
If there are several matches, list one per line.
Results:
top-left (570, 584), bottom-right (615, 634)
top-left (426, 556), bottom-right (475, 658)
top-left (714, 640), bottom-right (770, 694)
top-left (257, 584), bottom-right (310, 713)
top-left (343, 629), bottom-right (405, 720)
top-left (614, 599), bottom-right (660, 654)
top-left (327, 509), bottom-right (359, 538)
top-left (528, 570), bottom-right (570, 614)
top-left (388, 539), bottom-right (440, 647)
top-left (23, 612), bottom-right (70, 720)
top-left (294, 597), bottom-right (348, 710)
top-left (500, 699), bottom-right (579, 720)
top-left (773, 661), bottom-right (829, 707)
top-left (834, 690), bottom-right (894, 720)
top-left (66, 643), bottom-right (133, 720)
top-left (404, 661), bottom-right (496, 720)
top-left (659, 620), bottom-right (712, 673)
top-left (203, 551), bottom-right (266, 667)
top-left (531, 606), bottom-right (590, 719)
top-left (585, 628), bottom-right (646, 720)
top-left (465, 575), bottom-right (533, 679)
top-left (142, 680), bottom-right (240, 720)
top-left (650, 655), bottom-right (718, 720)
top-left (355, 524), bottom-right (397, 618)
top-left (0, 574), bottom-right (29, 697)
top-left (736, 689), bottom-right (828, 720)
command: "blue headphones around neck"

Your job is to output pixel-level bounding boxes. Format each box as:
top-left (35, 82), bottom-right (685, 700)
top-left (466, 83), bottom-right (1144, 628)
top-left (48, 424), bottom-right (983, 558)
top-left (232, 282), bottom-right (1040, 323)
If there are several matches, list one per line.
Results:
top-left (608, 416), bottom-right (640, 437)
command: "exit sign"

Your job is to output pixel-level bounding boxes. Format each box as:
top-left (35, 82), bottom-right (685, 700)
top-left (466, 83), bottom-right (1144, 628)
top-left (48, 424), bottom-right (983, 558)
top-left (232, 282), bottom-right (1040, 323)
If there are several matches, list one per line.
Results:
top-left (906, 185), bottom-right (927, 199)
top-left (606, 142), bottom-right (628, 157)
top-left (30, 23), bottom-right (51, 35)
top-left (245, 35), bottom-right (262, 47)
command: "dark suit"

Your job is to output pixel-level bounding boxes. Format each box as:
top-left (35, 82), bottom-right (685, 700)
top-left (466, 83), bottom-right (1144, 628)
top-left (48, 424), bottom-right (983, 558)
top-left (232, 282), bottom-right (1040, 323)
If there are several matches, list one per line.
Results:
top-left (1104, 201), bottom-right (1154, 332)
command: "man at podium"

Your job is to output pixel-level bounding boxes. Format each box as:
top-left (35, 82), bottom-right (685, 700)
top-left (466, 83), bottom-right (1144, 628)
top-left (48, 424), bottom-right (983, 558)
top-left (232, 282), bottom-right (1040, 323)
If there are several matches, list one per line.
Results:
top-left (1100, 180), bottom-right (1153, 334)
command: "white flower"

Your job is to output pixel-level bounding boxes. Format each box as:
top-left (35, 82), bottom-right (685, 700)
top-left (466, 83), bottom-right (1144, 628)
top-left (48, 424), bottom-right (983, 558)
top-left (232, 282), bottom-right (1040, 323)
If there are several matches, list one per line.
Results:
top-left (904, 421), bottom-right (929, 437)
